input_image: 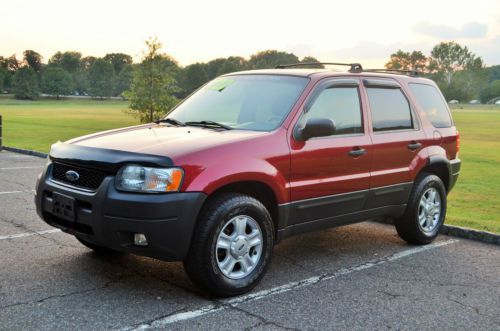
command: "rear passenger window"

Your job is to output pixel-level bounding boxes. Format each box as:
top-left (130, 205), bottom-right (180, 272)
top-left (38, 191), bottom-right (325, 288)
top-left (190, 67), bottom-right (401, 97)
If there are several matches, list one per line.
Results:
top-left (366, 88), bottom-right (413, 132)
top-left (304, 87), bottom-right (363, 135)
top-left (409, 83), bottom-right (452, 128)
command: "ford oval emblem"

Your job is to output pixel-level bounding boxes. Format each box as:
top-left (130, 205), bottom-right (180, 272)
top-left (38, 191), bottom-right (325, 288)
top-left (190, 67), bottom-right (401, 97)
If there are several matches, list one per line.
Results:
top-left (65, 170), bottom-right (80, 182)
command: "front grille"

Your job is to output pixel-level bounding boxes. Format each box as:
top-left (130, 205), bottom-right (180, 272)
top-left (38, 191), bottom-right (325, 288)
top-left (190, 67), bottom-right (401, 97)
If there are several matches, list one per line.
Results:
top-left (51, 162), bottom-right (108, 190)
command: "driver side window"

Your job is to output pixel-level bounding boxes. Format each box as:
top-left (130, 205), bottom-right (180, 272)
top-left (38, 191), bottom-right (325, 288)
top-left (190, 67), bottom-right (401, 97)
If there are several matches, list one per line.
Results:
top-left (303, 86), bottom-right (363, 135)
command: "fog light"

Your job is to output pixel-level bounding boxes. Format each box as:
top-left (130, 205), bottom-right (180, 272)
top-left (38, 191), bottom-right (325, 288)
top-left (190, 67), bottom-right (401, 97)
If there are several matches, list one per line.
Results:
top-left (134, 233), bottom-right (148, 246)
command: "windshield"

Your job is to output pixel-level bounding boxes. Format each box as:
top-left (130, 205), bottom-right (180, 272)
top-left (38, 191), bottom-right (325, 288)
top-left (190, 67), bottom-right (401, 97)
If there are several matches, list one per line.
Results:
top-left (167, 75), bottom-right (309, 131)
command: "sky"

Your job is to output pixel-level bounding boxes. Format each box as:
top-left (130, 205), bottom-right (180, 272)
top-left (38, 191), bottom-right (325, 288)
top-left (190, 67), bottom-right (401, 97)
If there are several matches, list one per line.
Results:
top-left (1, 0), bottom-right (499, 67)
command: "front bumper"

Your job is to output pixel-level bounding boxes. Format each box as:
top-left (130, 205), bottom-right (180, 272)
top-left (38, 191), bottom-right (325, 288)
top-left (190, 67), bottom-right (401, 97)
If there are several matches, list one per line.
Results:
top-left (35, 162), bottom-right (206, 261)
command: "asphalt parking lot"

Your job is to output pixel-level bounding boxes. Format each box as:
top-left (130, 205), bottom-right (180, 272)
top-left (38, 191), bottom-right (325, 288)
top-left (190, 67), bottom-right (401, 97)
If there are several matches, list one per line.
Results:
top-left (0, 150), bottom-right (499, 330)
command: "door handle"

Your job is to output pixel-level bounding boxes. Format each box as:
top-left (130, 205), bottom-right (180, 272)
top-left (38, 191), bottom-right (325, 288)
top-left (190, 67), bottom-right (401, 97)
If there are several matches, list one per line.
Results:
top-left (348, 147), bottom-right (366, 157)
top-left (408, 141), bottom-right (422, 151)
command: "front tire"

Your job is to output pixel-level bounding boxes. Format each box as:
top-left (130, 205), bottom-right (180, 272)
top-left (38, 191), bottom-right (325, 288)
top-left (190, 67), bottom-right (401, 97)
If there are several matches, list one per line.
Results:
top-left (395, 173), bottom-right (447, 245)
top-left (183, 193), bottom-right (274, 297)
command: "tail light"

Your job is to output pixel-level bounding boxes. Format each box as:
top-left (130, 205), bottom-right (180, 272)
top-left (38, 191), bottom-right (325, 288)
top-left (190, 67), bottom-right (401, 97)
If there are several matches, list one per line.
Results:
top-left (456, 131), bottom-right (460, 154)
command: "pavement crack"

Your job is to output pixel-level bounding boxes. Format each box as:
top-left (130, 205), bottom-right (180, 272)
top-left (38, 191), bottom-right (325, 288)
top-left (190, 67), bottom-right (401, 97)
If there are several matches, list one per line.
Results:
top-left (229, 305), bottom-right (300, 331)
top-left (447, 296), bottom-right (500, 325)
top-left (0, 279), bottom-right (116, 310)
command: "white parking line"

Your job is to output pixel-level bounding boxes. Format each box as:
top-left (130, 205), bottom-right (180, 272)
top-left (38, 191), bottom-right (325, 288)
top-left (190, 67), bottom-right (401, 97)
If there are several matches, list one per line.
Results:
top-left (0, 191), bottom-right (24, 195)
top-left (0, 229), bottom-right (62, 240)
top-left (0, 166), bottom-right (43, 170)
top-left (125, 239), bottom-right (459, 330)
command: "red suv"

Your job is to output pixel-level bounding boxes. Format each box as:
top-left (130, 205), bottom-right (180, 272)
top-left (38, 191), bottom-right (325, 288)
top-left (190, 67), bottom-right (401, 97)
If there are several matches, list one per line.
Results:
top-left (35, 63), bottom-right (461, 297)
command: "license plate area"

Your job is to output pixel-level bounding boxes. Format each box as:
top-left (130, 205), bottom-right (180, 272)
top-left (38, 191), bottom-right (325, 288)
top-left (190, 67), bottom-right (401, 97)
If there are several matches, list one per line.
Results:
top-left (52, 192), bottom-right (76, 222)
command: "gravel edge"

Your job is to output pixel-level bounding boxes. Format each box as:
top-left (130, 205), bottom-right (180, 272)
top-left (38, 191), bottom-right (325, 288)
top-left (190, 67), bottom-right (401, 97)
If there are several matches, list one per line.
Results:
top-left (1, 146), bottom-right (498, 246)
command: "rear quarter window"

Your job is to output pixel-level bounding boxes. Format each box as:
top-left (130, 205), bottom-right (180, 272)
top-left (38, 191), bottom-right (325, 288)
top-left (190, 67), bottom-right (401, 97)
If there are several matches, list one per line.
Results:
top-left (409, 83), bottom-right (452, 128)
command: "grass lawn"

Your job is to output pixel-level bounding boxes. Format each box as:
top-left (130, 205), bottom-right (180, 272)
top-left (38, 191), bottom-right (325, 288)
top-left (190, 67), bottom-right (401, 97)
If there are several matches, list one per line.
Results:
top-left (447, 105), bottom-right (500, 233)
top-left (0, 96), bottom-right (138, 152)
top-left (0, 98), bottom-right (498, 233)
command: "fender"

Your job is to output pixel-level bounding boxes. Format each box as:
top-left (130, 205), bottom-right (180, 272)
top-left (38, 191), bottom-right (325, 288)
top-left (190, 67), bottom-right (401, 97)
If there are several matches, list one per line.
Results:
top-left (183, 158), bottom-right (289, 204)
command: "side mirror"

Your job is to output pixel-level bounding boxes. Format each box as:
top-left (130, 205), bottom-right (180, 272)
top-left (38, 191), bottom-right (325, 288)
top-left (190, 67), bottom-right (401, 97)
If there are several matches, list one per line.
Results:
top-left (296, 118), bottom-right (336, 141)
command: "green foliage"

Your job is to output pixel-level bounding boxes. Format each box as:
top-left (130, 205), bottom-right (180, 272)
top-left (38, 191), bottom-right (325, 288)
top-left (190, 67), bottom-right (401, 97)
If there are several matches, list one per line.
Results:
top-left (0, 55), bottom-right (20, 71)
top-left (114, 64), bottom-right (133, 97)
top-left (248, 50), bottom-right (299, 69)
top-left (88, 58), bottom-right (115, 99)
top-left (300, 56), bottom-right (324, 68)
top-left (181, 63), bottom-right (208, 94)
top-left (11, 67), bottom-right (39, 99)
top-left (488, 65), bottom-right (500, 82)
top-left (104, 53), bottom-right (133, 74)
top-left (49, 51), bottom-right (82, 73)
top-left (479, 80), bottom-right (500, 103)
top-left (385, 50), bottom-right (428, 71)
top-left (41, 67), bottom-right (72, 98)
top-left (428, 41), bottom-right (483, 86)
top-left (23, 50), bottom-right (43, 72)
top-left (124, 38), bottom-right (179, 123)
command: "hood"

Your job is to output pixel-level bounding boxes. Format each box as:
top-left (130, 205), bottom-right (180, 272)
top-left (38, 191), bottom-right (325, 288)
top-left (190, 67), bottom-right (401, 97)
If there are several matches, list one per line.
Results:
top-left (66, 123), bottom-right (266, 159)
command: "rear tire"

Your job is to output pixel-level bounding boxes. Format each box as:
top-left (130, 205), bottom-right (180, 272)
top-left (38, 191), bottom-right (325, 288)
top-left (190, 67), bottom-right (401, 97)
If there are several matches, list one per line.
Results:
top-left (183, 193), bottom-right (274, 297)
top-left (395, 173), bottom-right (447, 245)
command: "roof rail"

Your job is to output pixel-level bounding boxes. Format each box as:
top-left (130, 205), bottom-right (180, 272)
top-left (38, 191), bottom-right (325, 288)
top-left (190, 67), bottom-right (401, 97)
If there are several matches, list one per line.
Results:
top-left (363, 69), bottom-right (423, 77)
top-left (275, 62), bottom-right (363, 73)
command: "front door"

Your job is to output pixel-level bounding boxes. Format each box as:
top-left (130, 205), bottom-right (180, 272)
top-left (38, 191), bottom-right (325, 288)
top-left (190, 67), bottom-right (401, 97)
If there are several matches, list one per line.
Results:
top-left (289, 78), bottom-right (372, 225)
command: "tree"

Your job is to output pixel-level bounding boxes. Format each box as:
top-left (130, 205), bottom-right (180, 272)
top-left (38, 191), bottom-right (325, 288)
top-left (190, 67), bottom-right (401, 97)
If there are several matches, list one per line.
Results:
top-left (49, 51), bottom-right (82, 73)
top-left (385, 50), bottom-right (428, 71)
top-left (104, 53), bottom-right (133, 74)
top-left (124, 38), bottom-right (178, 123)
top-left (428, 41), bottom-right (483, 86)
top-left (0, 69), bottom-right (4, 92)
top-left (23, 50), bottom-right (43, 73)
top-left (480, 80), bottom-right (500, 103)
top-left (88, 58), bottom-right (115, 99)
top-left (41, 67), bottom-right (72, 99)
top-left (248, 50), bottom-right (299, 69)
top-left (181, 63), bottom-right (208, 95)
top-left (114, 64), bottom-right (133, 97)
top-left (12, 67), bottom-right (39, 99)
top-left (0, 55), bottom-right (20, 71)
top-left (300, 56), bottom-right (324, 68)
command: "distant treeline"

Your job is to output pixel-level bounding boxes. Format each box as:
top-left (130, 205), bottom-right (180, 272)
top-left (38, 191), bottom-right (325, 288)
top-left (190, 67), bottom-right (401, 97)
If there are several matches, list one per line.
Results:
top-left (0, 49), bottom-right (322, 100)
top-left (1, 42), bottom-right (499, 103)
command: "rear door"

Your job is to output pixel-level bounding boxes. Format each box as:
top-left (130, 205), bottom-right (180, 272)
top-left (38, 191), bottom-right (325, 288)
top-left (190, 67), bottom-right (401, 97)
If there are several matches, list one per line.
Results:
top-left (288, 78), bottom-right (372, 225)
top-left (362, 78), bottom-right (427, 208)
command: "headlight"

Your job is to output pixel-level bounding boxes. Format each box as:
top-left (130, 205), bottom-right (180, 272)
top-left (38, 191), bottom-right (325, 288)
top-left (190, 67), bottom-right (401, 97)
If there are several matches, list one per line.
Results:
top-left (116, 165), bottom-right (184, 193)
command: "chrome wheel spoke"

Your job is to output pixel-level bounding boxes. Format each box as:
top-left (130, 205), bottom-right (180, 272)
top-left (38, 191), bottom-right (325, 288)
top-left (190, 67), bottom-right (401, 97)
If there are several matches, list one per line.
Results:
top-left (235, 217), bottom-right (247, 236)
top-left (247, 230), bottom-right (262, 247)
top-left (418, 187), bottom-right (442, 233)
top-left (216, 215), bottom-right (263, 280)
top-left (217, 234), bottom-right (232, 250)
top-left (220, 256), bottom-right (237, 274)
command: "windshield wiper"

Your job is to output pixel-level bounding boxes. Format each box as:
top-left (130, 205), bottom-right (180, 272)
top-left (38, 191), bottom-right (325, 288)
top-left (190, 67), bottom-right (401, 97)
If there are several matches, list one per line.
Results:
top-left (185, 120), bottom-right (233, 130)
top-left (156, 117), bottom-right (185, 126)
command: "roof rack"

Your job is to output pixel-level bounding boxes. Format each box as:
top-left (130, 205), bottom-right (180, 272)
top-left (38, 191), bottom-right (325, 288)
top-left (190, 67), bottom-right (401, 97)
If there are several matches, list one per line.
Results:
top-left (275, 62), bottom-right (363, 73)
top-left (363, 69), bottom-right (422, 77)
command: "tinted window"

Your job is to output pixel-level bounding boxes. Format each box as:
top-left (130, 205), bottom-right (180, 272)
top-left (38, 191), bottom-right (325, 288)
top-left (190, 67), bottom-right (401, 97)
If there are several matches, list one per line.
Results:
top-left (302, 87), bottom-right (363, 135)
top-left (409, 83), bottom-right (452, 128)
top-left (168, 75), bottom-right (308, 131)
top-left (367, 88), bottom-right (413, 132)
